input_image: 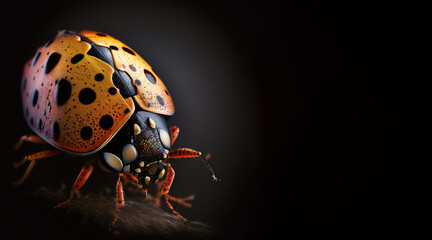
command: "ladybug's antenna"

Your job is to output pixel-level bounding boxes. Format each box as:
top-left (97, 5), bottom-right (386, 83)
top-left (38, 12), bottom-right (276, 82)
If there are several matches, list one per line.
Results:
top-left (199, 154), bottom-right (219, 182)
top-left (168, 148), bottom-right (219, 182)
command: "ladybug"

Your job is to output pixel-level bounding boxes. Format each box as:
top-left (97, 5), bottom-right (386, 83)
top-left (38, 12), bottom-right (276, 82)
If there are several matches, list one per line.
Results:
top-left (14, 30), bottom-right (217, 229)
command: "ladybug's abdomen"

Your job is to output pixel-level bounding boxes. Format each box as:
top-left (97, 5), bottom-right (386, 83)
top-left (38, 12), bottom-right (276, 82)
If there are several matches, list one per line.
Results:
top-left (21, 31), bottom-right (135, 154)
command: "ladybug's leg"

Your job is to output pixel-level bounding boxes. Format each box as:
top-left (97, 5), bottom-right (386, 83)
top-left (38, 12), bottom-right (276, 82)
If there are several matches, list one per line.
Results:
top-left (146, 179), bottom-right (192, 208)
top-left (169, 126), bottom-right (179, 145)
top-left (12, 149), bottom-right (62, 186)
top-left (165, 194), bottom-right (195, 207)
top-left (122, 172), bottom-right (140, 187)
top-left (145, 181), bottom-right (164, 207)
top-left (161, 163), bottom-right (188, 222)
top-left (54, 159), bottom-right (94, 208)
top-left (109, 174), bottom-right (124, 231)
top-left (168, 148), bottom-right (200, 158)
top-left (14, 134), bottom-right (47, 150)
top-left (122, 172), bottom-right (148, 195)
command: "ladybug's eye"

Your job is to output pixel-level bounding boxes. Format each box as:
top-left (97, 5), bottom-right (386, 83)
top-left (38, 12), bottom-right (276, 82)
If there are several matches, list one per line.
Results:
top-left (122, 144), bottom-right (137, 164)
top-left (101, 152), bottom-right (123, 173)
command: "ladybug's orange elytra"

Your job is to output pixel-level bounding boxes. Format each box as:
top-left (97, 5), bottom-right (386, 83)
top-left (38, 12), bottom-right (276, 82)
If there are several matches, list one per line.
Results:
top-left (22, 31), bottom-right (136, 154)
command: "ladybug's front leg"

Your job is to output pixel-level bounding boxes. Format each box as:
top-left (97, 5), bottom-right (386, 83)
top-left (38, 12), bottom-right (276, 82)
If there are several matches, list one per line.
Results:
top-left (161, 163), bottom-right (188, 222)
top-left (109, 174), bottom-right (124, 231)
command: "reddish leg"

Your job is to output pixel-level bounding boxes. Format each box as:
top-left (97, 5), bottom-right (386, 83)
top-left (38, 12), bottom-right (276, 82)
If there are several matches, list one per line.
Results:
top-left (165, 194), bottom-right (195, 208)
top-left (169, 126), bottom-right (179, 145)
top-left (109, 174), bottom-right (125, 231)
top-left (144, 177), bottom-right (194, 208)
top-left (123, 172), bottom-right (148, 195)
top-left (161, 163), bottom-right (188, 222)
top-left (168, 148), bottom-right (201, 159)
top-left (123, 172), bottom-right (140, 186)
top-left (12, 149), bottom-right (62, 186)
top-left (54, 160), bottom-right (94, 208)
top-left (14, 134), bottom-right (47, 150)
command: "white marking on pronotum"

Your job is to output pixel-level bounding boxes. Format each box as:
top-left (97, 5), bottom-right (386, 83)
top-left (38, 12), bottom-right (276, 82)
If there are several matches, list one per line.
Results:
top-left (148, 117), bottom-right (156, 129)
top-left (133, 123), bottom-right (141, 135)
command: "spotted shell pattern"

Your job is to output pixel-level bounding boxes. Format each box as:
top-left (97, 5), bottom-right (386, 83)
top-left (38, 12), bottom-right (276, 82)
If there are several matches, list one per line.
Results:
top-left (21, 30), bottom-right (174, 154)
top-left (78, 30), bottom-right (174, 116)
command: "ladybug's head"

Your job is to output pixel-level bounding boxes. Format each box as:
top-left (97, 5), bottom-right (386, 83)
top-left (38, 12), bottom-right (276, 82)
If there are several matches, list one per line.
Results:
top-left (99, 111), bottom-right (171, 186)
top-left (127, 111), bottom-right (171, 186)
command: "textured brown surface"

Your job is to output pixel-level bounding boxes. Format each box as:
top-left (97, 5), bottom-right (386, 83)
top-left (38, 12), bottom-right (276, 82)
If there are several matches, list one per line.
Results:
top-left (10, 187), bottom-right (218, 240)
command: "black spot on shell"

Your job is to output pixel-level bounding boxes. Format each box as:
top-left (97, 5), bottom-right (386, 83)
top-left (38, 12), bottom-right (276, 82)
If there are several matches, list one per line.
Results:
top-left (71, 54), bottom-right (84, 64)
top-left (108, 87), bottom-right (117, 95)
top-left (99, 115), bottom-right (114, 130)
top-left (95, 73), bottom-right (104, 81)
top-left (135, 79), bottom-right (141, 86)
top-left (157, 96), bottom-right (165, 106)
top-left (109, 45), bottom-right (118, 50)
top-left (78, 88), bottom-right (96, 105)
top-left (122, 47), bottom-right (135, 55)
top-left (53, 122), bottom-right (60, 141)
top-left (144, 70), bottom-right (157, 84)
top-left (31, 89), bottom-right (39, 107)
top-left (47, 101), bottom-right (52, 112)
top-left (38, 119), bottom-right (43, 130)
top-left (96, 33), bottom-right (107, 37)
top-left (80, 126), bottom-right (93, 140)
top-left (129, 65), bottom-right (136, 71)
top-left (44, 52), bottom-right (61, 74)
top-left (21, 77), bottom-right (27, 93)
top-left (55, 79), bottom-right (72, 106)
top-left (32, 52), bottom-right (41, 66)
top-left (124, 108), bottom-right (130, 114)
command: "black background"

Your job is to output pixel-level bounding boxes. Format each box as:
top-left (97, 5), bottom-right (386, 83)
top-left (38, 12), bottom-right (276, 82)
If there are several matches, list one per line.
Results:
top-left (1, 0), bottom-right (428, 239)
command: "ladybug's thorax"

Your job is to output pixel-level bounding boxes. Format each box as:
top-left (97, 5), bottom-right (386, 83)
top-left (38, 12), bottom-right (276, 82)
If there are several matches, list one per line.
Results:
top-left (99, 110), bottom-right (171, 185)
